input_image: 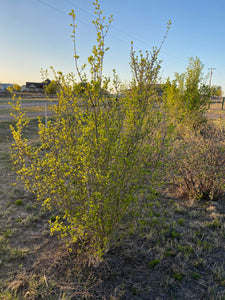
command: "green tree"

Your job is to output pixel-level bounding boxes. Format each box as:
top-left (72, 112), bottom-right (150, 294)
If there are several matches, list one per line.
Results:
top-left (10, 0), bottom-right (172, 260)
top-left (211, 85), bottom-right (222, 97)
top-left (7, 84), bottom-right (22, 97)
top-left (45, 80), bottom-right (58, 95)
top-left (165, 57), bottom-right (211, 126)
top-left (13, 84), bottom-right (22, 92)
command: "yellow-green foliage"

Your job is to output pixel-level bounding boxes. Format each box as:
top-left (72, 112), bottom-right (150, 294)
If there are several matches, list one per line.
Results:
top-left (162, 57), bottom-right (222, 200)
top-left (164, 57), bottom-right (211, 127)
top-left (211, 85), bottom-right (222, 97)
top-left (10, 1), bottom-right (172, 258)
top-left (45, 80), bottom-right (58, 95)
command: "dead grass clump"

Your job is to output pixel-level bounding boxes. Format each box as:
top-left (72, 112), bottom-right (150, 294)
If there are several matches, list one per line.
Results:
top-left (168, 122), bottom-right (225, 201)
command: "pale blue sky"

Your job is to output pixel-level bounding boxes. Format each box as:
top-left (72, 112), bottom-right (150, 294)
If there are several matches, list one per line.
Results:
top-left (1, 0), bottom-right (225, 92)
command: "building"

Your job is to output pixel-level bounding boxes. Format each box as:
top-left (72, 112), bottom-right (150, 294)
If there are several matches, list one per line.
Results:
top-left (25, 79), bottom-right (51, 92)
top-left (0, 83), bottom-right (14, 91)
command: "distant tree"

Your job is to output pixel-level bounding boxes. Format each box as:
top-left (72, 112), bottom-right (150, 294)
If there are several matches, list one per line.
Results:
top-left (45, 80), bottom-right (58, 95)
top-left (211, 85), bottom-right (222, 97)
top-left (13, 84), bottom-right (22, 92)
top-left (165, 57), bottom-right (211, 126)
top-left (7, 84), bottom-right (21, 96)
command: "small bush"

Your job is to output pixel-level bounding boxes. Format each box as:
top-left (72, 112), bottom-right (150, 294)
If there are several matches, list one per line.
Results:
top-left (15, 199), bottom-right (23, 205)
top-left (206, 218), bottom-right (222, 229)
top-left (192, 272), bottom-right (201, 280)
top-left (172, 272), bottom-right (183, 281)
top-left (149, 258), bottom-right (160, 268)
top-left (168, 122), bottom-right (225, 200)
top-left (177, 218), bottom-right (184, 226)
top-left (170, 230), bottom-right (180, 239)
top-left (164, 250), bottom-right (176, 257)
top-left (10, 0), bottom-right (172, 259)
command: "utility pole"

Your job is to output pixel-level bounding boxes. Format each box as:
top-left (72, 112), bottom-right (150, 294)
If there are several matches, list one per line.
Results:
top-left (208, 68), bottom-right (216, 87)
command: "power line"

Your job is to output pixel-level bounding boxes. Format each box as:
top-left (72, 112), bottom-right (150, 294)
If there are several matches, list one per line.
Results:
top-left (66, 0), bottom-right (95, 18)
top-left (33, 0), bottom-right (175, 55)
top-left (32, 0), bottom-right (183, 68)
top-left (208, 67), bottom-right (216, 87)
top-left (65, 0), bottom-right (169, 50)
top-left (33, 0), bottom-right (89, 26)
top-left (34, 0), bottom-right (67, 16)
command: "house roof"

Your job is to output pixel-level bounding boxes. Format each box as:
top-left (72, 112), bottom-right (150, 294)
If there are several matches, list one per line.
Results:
top-left (26, 82), bottom-right (43, 88)
top-left (26, 80), bottom-right (51, 88)
top-left (42, 79), bottom-right (51, 86)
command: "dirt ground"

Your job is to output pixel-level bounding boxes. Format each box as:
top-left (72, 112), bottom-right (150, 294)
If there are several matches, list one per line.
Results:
top-left (0, 116), bottom-right (225, 299)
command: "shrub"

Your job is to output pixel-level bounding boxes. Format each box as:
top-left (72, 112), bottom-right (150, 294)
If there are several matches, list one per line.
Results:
top-left (149, 258), bottom-right (160, 268)
top-left (15, 199), bottom-right (23, 205)
top-left (10, 1), bottom-right (172, 259)
top-left (172, 272), bottom-right (183, 281)
top-left (164, 57), bottom-right (211, 128)
top-left (168, 122), bottom-right (225, 200)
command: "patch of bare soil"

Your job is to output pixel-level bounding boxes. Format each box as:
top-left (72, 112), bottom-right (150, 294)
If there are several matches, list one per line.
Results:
top-left (206, 110), bottom-right (225, 120)
top-left (0, 120), bottom-right (225, 299)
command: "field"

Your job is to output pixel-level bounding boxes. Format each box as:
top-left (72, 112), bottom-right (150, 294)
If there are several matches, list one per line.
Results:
top-left (0, 102), bottom-right (225, 299)
top-left (0, 96), bottom-right (57, 121)
top-left (207, 100), bottom-right (225, 120)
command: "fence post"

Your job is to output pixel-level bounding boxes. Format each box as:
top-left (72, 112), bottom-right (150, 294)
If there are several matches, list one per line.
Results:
top-left (45, 103), bottom-right (47, 128)
top-left (222, 98), bottom-right (225, 110)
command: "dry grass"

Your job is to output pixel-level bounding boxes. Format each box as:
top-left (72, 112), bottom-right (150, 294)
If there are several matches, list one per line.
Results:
top-left (0, 115), bottom-right (225, 299)
top-left (0, 96), bottom-right (57, 121)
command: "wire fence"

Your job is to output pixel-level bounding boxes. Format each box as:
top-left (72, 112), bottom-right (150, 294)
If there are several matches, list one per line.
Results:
top-left (210, 97), bottom-right (225, 110)
top-left (0, 100), bottom-right (58, 122)
top-left (0, 97), bottom-right (225, 123)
